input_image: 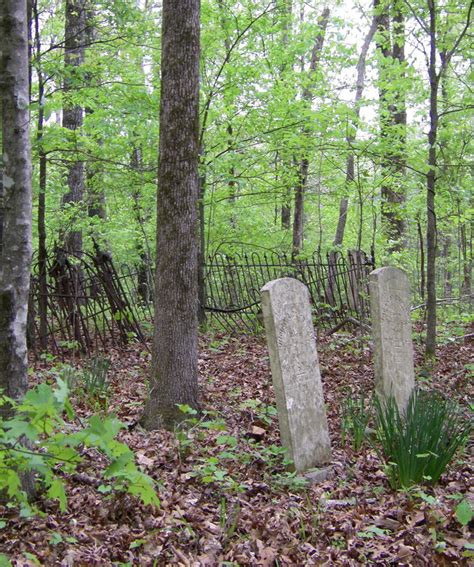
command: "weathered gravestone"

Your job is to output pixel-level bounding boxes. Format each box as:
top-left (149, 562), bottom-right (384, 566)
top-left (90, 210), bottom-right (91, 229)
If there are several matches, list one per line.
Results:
top-left (369, 267), bottom-right (415, 412)
top-left (260, 277), bottom-right (331, 473)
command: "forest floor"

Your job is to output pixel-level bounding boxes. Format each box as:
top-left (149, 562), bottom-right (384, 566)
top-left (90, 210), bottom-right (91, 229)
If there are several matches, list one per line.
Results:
top-left (1, 326), bottom-right (473, 566)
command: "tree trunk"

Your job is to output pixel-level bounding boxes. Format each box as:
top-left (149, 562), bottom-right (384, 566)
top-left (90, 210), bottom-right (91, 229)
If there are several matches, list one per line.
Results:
top-left (333, 13), bottom-right (379, 247)
top-left (33, 0), bottom-right (48, 351)
top-left (375, 0), bottom-right (406, 250)
top-left (460, 208), bottom-right (471, 297)
top-left (417, 215), bottom-right (425, 301)
top-left (0, 0), bottom-right (33, 417)
top-left (197, 170), bottom-right (207, 325)
top-left (291, 7), bottom-right (329, 258)
top-left (130, 146), bottom-right (153, 303)
top-left (62, 0), bottom-right (86, 255)
top-left (278, 0), bottom-right (292, 230)
top-left (425, 0), bottom-right (438, 357)
top-left (85, 6), bottom-right (106, 225)
top-left (292, 157), bottom-right (308, 257)
top-left (142, 0), bottom-right (200, 430)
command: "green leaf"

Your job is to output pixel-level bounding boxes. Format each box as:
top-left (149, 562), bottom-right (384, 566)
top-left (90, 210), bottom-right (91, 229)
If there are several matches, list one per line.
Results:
top-left (4, 418), bottom-right (38, 441)
top-left (49, 532), bottom-right (64, 545)
top-left (47, 479), bottom-right (67, 512)
top-left (0, 554), bottom-right (12, 567)
top-left (455, 499), bottom-right (473, 526)
top-left (216, 435), bottom-right (237, 447)
top-left (177, 404), bottom-right (198, 416)
top-left (104, 451), bottom-right (134, 477)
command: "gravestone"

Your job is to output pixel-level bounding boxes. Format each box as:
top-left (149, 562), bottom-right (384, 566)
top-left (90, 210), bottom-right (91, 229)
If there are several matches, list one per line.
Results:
top-left (260, 277), bottom-right (331, 473)
top-left (369, 267), bottom-right (415, 412)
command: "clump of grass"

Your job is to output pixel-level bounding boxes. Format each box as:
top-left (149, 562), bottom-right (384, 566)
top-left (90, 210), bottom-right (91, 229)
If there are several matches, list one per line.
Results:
top-left (341, 390), bottom-right (372, 451)
top-left (82, 356), bottom-right (111, 400)
top-left (375, 389), bottom-right (471, 489)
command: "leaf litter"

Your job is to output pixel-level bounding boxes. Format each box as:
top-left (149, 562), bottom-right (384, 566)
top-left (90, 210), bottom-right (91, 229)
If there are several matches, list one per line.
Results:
top-left (0, 332), bottom-right (472, 565)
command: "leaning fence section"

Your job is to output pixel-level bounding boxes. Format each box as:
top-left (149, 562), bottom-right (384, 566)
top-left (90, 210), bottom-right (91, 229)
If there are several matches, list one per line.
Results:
top-left (28, 249), bottom-right (373, 355)
top-left (203, 250), bottom-right (373, 334)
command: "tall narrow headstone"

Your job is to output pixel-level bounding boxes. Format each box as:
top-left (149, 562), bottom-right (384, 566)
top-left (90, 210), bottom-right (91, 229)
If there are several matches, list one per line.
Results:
top-left (261, 278), bottom-right (331, 472)
top-left (369, 267), bottom-right (415, 412)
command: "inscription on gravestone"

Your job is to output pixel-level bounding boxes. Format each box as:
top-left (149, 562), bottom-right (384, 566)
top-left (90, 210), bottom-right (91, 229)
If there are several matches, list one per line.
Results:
top-left (369, 267), bottom-right (415, 412)
top-left (261, 278), bottom-right (331, 472)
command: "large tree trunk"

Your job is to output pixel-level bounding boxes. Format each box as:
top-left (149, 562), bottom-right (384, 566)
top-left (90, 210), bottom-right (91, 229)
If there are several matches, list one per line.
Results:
top-left (375, 0), bottom-right (406, 251)
top-left (0, 0), bottom-right (33, 416)
top-left (142, 0), bottom-right (200, 430)
top-left (62, 0), bottom-right (86, 254)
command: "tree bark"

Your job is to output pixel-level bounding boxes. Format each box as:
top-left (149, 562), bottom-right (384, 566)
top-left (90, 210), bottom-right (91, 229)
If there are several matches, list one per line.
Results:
top-left (33, 0), bottom-right (48, 351)
top-left (142, 0), bottom-right (201, 430)
top-left (62, 0), bottom-right (86, 254)
top-left (425, 0), bottom-right (438, 357)
top-left (0, 0), bottom-right (33, 417)
top-left (417, 214), bottom-right (425, 301)
top-left (375, 0), bottom-right (406, 251)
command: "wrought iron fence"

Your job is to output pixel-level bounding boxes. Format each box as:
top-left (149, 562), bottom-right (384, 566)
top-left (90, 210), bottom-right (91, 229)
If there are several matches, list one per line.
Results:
top-left (28, 248), bottom-right (374, 355)
top-left (203, 250), bottom-right (373, 333)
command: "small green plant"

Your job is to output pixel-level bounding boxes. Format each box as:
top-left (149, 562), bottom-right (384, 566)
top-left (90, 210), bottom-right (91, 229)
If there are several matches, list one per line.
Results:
top-left (81, 356), bottom-right (111, 400)
top-left (375, 389), bottom-right (471, 489)
top-left (455, 499), bottom-right (473, 527)
top-left (273, 471), bottom-right (309, 491)
top-left (356, 525), bottom-right (389, 539)
top-left (239, 398), bottom-right (277, 425)
top-left (341, 390), bottom-right (372, 451)
top-left (0, 379), bottom-right (159, 517)
top-left (57, 364), bottom-right (78, 391)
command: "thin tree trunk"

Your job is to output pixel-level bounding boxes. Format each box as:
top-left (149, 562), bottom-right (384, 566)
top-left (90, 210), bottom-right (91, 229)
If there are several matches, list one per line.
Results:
top-left (333, 13), bottom-right (378, 247)
top-left (197, 169), bottom-right (207, 325)
top-left (279, 0), bottom-right (293, 230)
top-left (33, 0), bottom-right (48, 351)
top-left (292, 157), bottom-right (308, 256)
top-left (130, 146), bottom-right (152, 303)
top-left (425, 0), bottom-right (438, 357)
top-left (0, 0), bottom-right (33, 417)
top-left (142, 0), bottom-right (200, 430)
top-left (292, 7), bottom-right (330, 258)
top-left (460, 208), bottom-right (471, 297)
top-left (417, 215), bottom-right (425, 301)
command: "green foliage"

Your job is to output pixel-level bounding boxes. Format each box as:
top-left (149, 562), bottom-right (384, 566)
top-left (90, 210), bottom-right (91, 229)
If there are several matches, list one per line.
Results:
top-left (374, 389), bottom-right (471, 489)
top-left (57, 357), bottom-right (111, 409)
top-left (340, 390), bottom-right (372, 451)
top-left (0, 380), bottom-right (159, 516)
top-left (81, 356), bottom-right (111, 400)
top-left (455, 499), bottom-right (473, 527)
top-left (239, 399), bottom-right (278, 426)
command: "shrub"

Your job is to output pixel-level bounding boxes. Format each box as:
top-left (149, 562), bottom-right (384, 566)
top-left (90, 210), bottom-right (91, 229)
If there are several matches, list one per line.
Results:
top-left (0, 379), bottom-right (159, 516)
top-left (374, 389), bottom-right (471, 489)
